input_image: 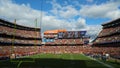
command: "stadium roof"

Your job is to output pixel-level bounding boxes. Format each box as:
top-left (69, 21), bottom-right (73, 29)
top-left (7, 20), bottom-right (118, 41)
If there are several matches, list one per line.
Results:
top-left (0, 18), bottom-right (40, 31)
top-left (102, 18), bottom-right (120, 26)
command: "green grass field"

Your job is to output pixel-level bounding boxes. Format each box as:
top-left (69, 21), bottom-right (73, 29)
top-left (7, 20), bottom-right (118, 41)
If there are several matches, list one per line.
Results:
top-left (0, 54), bottom-right (120, 68)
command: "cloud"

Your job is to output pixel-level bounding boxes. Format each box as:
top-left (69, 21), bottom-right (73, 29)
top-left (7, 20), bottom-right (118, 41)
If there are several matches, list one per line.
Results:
top-left (41, 15), bottom-right (86, 32)
top-left (59, 6), bottom-right (78, 18)
top-left (86, 0), bottom-right (93, 3)
top-left (86, 25), bottom-right (102, 40)
top-left (75, 17), bottom-right (86, 29)
top-left (0, 0), bottom-right (104, 41)
top-left (0, 0), bottom-right (85, 31)
top-left (50, 0), bottom-right (78, 19)
top-left (80, 0), bottom-right (120, 19)
top-left (0, 0), bottom-right (45, 27)
top-left (106, 10), bottom-right (120, 19)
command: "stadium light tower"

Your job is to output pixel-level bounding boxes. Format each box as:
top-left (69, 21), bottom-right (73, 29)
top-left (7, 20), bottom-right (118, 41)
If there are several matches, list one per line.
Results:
top-left (40, 0), bottom-right (43, 43)
top-left (40, 0), bottom-right (43, 30)
top-left (11, 19), bottom-right (16, 59)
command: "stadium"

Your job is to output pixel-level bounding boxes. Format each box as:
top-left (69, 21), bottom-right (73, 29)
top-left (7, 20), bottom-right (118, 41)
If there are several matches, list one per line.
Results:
top-left (0, 18), bottom-right (120, 68)
top-left (0, 0), bottom-right (120, 68)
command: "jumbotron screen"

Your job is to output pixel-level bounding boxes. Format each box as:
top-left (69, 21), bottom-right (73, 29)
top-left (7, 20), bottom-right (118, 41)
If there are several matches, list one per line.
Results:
top-left (58, 31), bottom-right (86, 39)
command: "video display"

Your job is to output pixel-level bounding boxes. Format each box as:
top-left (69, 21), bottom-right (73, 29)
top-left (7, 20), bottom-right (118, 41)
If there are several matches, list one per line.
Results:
top-left (58, 31), bottom-right (86, 39)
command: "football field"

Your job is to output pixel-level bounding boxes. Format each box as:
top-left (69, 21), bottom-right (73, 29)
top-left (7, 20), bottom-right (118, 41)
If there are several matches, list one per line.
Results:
top-left (0, 54), bottom-right (119, 68)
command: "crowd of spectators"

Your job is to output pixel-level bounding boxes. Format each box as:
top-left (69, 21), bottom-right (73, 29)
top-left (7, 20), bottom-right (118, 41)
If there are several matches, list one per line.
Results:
top-left (93, 19), bottom-right (120, 46)
top-left (0, 18), bottom-right (120, 61)
top-left (45, 39), bottom-right (83, 45)
top-left (44, 35), bottom-right (56, 38)
top-left (0, 26), bottom-right (41, 38)
top-left (0, 45), bottom-right (120, 60)
top-left (38, 46), bottom-right (120, 59)
top-left (0, 46), bottom-right (39, 59)
top-left (98, 26), bottom-right (120, 37)
top-left (0, 37), bottom-right (41, 44)
top-left (0, 19), bottom-right (41, 60)
top-left (94, 34), bottom-right (120, 44)
top-left (92, 18), bottom-right (120, 60)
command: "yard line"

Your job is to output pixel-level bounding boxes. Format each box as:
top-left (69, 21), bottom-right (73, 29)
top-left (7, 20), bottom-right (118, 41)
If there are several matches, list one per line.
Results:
top-left (17, 61), bottom-right (22, 68)
top-left (83, 54), bottom-right (114, 68)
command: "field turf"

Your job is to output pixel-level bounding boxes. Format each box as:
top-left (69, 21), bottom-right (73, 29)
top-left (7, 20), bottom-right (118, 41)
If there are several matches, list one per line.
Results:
top-left (0, 54), bottom-right (119, 68)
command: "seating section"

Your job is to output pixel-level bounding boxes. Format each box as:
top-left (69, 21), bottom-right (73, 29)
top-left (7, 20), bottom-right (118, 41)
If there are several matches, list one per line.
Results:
top-left (44, 35), bottom-right (56, 38)
top-left (98, 26), bottom-right (120, 37)
top-left (0, 26), bottom-right (41, 38)
top-left (0, 18), bottom-right (120, 60)
top-left (38, 46), bottom-right (120, 59)
top-left (45, 39), bottom-right (83, 45)
top-left (93, 18), bottom-right (120, 46)
top-left (0, 46), bottom-right (39, 58)
top-left (0, 19), bottom-right (41, 59)
top-left (94, 35), bottom-right (120, 44)
top-left (0, 37), bottom-right (41, 44)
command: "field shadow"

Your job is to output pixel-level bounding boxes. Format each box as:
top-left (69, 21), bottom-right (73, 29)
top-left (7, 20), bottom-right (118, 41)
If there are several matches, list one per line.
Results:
top-left (0, 58), bottom-right (108, 68)
top-left (105, 60), bottom-right (120, 65)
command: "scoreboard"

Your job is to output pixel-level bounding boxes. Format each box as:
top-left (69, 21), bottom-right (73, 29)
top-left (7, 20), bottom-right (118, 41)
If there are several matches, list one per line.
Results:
top-left (58, 31), bottom-right (86, 39)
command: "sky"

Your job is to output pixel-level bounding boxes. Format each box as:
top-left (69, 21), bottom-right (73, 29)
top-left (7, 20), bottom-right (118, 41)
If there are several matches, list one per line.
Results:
top-left (0, 0), bottom-right (120, 41)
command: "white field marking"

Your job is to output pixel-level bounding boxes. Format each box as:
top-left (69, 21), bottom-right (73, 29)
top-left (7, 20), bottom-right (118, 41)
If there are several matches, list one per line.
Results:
top-left (83, 54), bottom-right (114, 68)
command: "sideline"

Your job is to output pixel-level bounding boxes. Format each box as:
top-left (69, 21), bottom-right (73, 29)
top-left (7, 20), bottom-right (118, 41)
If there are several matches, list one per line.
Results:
top-left (82, 54), bottom-right (114, 68)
